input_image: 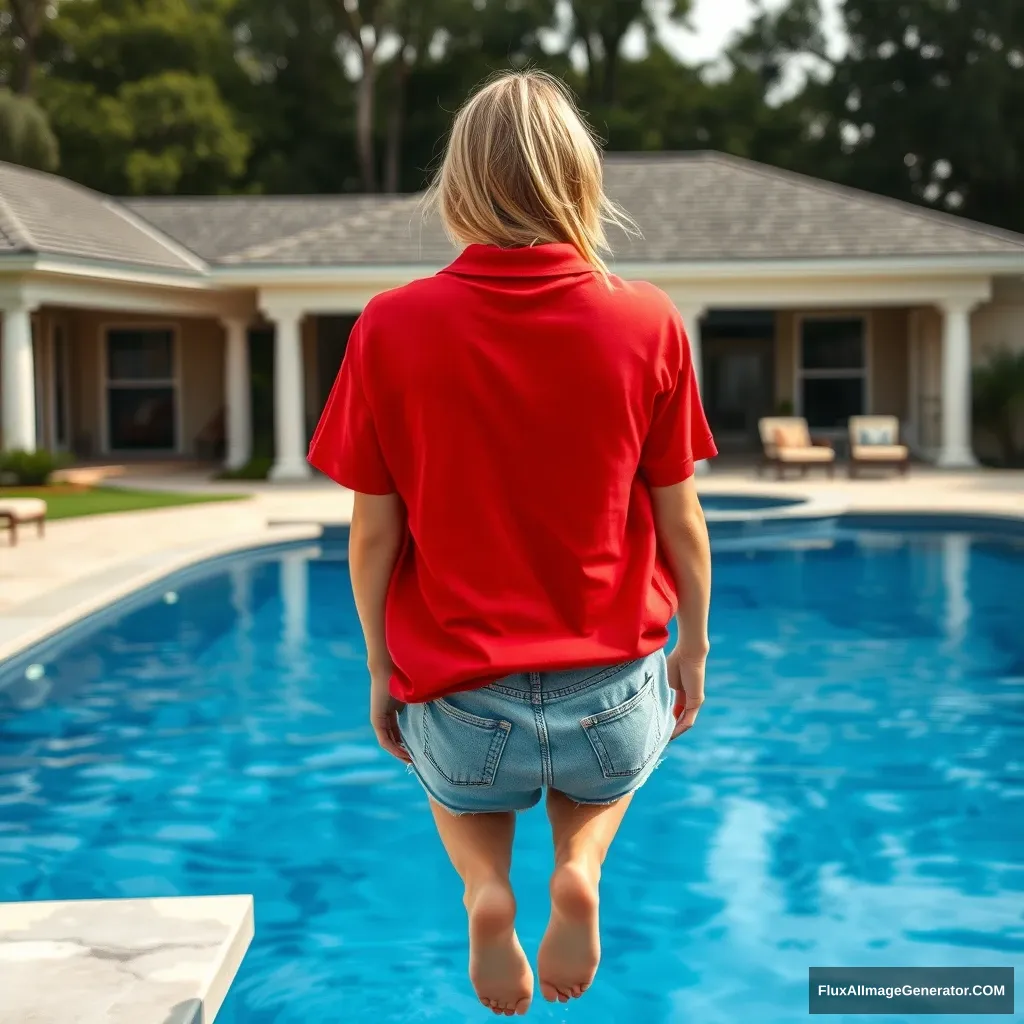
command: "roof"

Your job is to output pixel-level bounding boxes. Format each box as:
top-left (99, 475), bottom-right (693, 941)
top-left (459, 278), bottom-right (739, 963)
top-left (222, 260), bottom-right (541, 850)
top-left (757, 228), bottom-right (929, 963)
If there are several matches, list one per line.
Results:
top-left (128, 152), bottom-right (1024, 268)
top-left (601, 152), bottom-right (1024, 262)
top-left (3, 152), bottom-right (1024, 275)
top-left (126, 193), bottom-right (453, 267)
top-left (0, 161), bottom-right (205, 275)
top-left (123, 194), bottom-right (393, 263)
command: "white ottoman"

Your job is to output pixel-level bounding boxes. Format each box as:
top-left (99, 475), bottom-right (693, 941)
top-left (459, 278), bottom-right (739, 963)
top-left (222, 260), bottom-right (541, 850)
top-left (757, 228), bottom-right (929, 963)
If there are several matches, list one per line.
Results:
top-left (0, 497), bottom-right (47, 545)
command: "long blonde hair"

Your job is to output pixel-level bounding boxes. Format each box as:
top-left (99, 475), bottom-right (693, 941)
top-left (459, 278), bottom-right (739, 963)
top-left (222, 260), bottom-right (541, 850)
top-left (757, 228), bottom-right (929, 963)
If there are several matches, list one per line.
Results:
top-left (425, 70), bottom-right (634, 275)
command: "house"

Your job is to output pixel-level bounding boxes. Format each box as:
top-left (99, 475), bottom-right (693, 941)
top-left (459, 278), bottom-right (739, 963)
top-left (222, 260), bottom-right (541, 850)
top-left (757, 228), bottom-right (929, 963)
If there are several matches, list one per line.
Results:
top-left (2, 152), bottom-right (1023, 479)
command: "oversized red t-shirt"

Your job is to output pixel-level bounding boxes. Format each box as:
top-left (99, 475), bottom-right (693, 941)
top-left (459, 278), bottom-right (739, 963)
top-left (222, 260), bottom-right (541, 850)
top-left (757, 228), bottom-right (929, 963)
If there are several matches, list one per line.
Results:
top-left (308, 242), bottom-right (717, 703)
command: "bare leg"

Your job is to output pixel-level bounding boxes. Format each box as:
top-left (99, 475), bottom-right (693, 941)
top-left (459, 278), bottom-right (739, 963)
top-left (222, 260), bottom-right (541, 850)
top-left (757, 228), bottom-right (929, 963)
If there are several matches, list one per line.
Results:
top-left (537, 790), bottom-right (633, 1003)
top-left (428, 799), bottom-right (533, 1016)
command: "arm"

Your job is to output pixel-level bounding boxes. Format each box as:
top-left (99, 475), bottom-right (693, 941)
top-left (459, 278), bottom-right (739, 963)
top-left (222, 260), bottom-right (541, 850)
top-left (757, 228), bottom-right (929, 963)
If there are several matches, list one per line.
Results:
top-left (349, 490), bottom-right (410, 761)
top-left (650, 476), bottom-right (711, 737)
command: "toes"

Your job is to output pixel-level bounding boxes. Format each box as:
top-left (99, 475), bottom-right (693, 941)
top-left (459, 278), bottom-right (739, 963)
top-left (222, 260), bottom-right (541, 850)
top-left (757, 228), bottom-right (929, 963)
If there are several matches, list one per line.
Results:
top-left (514, 997), bottom-right (531, 1016)
top-left (540, 983), bottom-right (559, 1002)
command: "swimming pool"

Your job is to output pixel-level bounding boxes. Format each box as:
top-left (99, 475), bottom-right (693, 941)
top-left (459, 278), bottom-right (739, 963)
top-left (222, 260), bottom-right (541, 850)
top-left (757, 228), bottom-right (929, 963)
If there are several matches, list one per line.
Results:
top-left (699, 493), bottom-right (802, 512)
top-left (1, 523), bottom-right (1022, 1023)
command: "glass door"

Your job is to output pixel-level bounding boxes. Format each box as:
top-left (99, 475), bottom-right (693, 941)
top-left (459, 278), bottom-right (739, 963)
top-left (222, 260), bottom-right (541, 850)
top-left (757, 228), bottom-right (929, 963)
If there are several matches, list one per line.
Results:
top-left (105, 327), bottom-right (177, 452)
top-left (704, 338), bottom-right (776, 451)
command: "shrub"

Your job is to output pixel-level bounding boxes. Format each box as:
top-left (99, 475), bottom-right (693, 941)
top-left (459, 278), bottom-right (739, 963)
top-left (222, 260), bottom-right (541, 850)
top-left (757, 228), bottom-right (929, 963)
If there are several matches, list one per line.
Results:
top-left (973, 349), bottom-right (1024, 468)
top-left (0, 89), bottom-right (59, 172)
top-left (218, 456), bottom-right (273, 481)
top-left (0, 449), bottom-right (70, 486)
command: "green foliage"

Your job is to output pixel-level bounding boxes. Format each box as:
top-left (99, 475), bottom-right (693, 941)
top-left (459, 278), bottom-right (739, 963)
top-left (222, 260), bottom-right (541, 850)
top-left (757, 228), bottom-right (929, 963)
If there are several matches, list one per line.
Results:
top-left (0, 87), bottom-right (58, 169)
top-left (218, 456), bottom-right (273, 481)
top-left (36, 0), bottom-right (250, 194)
top-left (0, 0), bottom-right (1018, 245)
top-left (973, 349), bottom-right (1024, 467)
top-left (0, 485), bottom-right (247, 519)
top-left (818, 0), bottom-right (1024, 231)
top-left (0, 448), bottom-right (69, 485)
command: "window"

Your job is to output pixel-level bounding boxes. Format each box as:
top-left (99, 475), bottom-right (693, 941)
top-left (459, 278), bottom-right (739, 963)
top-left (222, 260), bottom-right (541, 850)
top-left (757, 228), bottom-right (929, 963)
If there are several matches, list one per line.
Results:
top-left (105, 328), bottom-right (177, 451)
top-left (797, 317), bottom-right (867, 429)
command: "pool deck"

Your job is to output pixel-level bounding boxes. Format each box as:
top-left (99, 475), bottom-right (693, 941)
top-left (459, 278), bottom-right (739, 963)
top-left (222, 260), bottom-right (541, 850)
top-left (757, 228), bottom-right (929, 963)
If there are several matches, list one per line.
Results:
top-left (0, 467), bottom-right (1020, 663)
top-left (0, 895), bottom-right (253, 1024)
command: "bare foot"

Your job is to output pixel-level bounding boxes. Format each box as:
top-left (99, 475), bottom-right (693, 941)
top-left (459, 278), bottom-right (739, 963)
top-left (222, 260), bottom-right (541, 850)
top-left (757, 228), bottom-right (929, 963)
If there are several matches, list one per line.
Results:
top-left (537, 861), bottom-right (600, 1003)
top-left (466, 881), bottom-right (533, 1016)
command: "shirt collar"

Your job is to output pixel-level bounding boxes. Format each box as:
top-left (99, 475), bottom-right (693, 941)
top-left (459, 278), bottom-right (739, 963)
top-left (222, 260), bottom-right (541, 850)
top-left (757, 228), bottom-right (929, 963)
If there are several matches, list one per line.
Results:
top-left (441, 242), bottom-right (597, 279)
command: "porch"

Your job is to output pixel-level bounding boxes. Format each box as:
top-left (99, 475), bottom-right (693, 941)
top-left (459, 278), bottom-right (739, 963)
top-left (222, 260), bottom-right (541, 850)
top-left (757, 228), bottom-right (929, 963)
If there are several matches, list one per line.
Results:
top-left (1, 271), bottom-right (1016, 479)
top-left (694, 304), bottom-right (973, 463)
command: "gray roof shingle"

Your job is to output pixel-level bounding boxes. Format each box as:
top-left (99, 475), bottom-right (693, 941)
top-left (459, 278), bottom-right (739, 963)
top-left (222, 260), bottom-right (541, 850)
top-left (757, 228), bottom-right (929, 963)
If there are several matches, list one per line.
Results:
top-left (130, 152), bottom-right (1024, 268)
top-left (5, 152), bottom-right (1024, 273)
top-left (123, 194), bottom-right (388, 262)
top-left (0, 161), bottom-right (205, 274)
top-left (602, 152), bottom-right (1024, 262)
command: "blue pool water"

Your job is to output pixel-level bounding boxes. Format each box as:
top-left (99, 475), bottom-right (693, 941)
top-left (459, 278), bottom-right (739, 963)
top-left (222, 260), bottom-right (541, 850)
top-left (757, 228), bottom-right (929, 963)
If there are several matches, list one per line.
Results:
top-left (699, 493), bottom-right (801, 512)
top-left (1, 524), bottom-right (1022, 1023)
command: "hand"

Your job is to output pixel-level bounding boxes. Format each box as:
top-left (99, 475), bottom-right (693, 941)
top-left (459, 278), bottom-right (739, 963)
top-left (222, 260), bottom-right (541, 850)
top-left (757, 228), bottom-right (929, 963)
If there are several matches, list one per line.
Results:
top-left (369, 658), bottom-right (411, 763)
top-left (666, 646), bottom-right (706, 739)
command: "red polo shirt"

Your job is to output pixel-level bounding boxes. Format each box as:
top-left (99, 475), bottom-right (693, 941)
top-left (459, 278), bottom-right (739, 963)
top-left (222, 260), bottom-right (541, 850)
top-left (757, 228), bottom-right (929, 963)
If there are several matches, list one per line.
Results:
top-left (308, 243), bottom-right (717, 703)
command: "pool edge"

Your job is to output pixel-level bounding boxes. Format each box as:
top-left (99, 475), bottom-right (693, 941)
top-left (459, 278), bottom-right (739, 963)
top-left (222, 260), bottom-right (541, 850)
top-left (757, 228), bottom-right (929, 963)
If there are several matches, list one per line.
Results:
top-left (0, 524), bottom-right (324, 666)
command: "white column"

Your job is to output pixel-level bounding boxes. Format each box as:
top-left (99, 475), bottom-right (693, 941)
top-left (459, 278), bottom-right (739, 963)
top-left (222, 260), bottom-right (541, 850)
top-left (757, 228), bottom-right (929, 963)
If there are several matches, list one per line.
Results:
top-left (677, 304), bottom-right (709, 475)
top-left (222, 317), bottom-right (252, 470)
top-left (1, 303), bottom-right (38, 452)
top-left (937, 300), bottom-right (978, 469)
top-left (265, 305), bottom-right (311, 481)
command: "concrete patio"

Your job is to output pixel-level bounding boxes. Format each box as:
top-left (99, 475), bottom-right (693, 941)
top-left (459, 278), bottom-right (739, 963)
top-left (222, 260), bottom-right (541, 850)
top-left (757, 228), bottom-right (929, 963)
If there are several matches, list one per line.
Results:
top-left (1, 466), bottom-right (1021, 664)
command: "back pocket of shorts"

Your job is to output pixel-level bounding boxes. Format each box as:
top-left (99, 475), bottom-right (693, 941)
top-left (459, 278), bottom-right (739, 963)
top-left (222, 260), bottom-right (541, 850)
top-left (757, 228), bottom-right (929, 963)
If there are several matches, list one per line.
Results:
top-left (422, 698), bottom-right (511, 787)
top-left (581, 673), bottom-right (663, 779)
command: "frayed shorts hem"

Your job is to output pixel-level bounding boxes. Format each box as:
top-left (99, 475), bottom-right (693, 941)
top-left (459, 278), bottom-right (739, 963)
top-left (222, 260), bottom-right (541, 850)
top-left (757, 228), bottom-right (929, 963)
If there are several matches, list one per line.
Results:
top-left (555, 753), bottom-right (667, 808)
top-left (404, 762), bottom-right (542, 816)
top-left (405, 754), bottom-right (668, 815)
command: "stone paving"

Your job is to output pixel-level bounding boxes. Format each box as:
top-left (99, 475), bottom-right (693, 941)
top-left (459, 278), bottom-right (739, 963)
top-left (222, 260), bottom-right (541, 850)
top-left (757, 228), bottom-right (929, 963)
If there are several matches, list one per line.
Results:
top-left (0, 467), bottom-right (1020, 663)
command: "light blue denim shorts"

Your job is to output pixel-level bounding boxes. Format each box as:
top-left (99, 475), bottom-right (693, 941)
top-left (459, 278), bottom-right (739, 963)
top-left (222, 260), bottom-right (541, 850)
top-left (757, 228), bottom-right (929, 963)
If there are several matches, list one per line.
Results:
top-left (397, 648), bottom-right (674, 814)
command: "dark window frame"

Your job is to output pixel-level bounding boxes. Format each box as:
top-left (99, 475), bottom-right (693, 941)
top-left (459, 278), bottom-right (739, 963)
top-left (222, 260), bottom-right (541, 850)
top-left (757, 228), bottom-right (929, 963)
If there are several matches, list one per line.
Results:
top-left (104, 325), bottom-right (179, 453)
top-left (796, 315), bottom-right (869, 430)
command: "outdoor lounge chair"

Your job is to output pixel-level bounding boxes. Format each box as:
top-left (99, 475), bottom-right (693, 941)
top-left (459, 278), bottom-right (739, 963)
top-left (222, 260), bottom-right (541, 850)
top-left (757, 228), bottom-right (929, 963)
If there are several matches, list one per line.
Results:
top-left (0, 497), bottom-right (46, 546)
top-left (848, 416), bottom-right (910, 477)
top-left (757, 416), bottom-right (836, 479)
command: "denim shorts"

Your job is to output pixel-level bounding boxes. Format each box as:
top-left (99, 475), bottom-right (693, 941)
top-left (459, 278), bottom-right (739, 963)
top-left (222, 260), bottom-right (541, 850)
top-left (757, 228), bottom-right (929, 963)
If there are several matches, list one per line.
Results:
top-left (396, 648), bottom-right (675, 814)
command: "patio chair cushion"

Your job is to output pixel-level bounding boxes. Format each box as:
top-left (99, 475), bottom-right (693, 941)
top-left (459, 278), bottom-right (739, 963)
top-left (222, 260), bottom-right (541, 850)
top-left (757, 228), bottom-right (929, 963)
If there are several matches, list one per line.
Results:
top-left (850, 415), bottom-right (899, 446)
top-left (857, 425), bottom-right (896, 445)
top-left (773, 423), bottom-right (812, 449)
top-left (0, 497), bottom-right (46, 520)
top-left (777, 446), bottom-right (836, 463)
top-left (851, 444), bottom-right (909, 462)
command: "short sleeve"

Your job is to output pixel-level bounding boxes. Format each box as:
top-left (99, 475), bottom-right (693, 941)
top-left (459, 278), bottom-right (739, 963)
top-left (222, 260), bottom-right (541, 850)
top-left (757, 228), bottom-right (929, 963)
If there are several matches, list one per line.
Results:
top-left (307, 317), bottom-right (396, 494)
top-left (639, 313), bottom-right (718, 487)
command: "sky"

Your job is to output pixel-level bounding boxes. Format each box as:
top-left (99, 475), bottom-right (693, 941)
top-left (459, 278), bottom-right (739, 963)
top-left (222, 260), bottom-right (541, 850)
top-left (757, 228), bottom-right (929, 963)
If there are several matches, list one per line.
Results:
top-left (654, 0), bottom-right (846, 64)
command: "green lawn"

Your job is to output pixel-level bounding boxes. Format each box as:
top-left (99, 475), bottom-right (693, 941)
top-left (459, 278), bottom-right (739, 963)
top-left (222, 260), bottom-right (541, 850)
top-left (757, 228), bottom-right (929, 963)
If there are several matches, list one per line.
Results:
top-left (0, 486), bottom-right (249, 521)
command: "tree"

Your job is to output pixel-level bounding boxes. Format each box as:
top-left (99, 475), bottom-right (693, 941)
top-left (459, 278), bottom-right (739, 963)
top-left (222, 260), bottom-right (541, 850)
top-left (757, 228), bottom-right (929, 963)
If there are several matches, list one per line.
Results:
top-left (0, 87), bottom-right (57, 168)
top-left (819, 0), bottom-right (1024, 231)
top-left (382, 0), bottom-right (448, 193)
top-left (726, 0), bottom-right (829, 93)
top-left (1, 0), bottom-right (52, 95)
top-left (37, 0), bottom-right (251, 194)
top-left (230, 0), bottom-right (356, 192)
top-left (335, 0), bottom-right (390, 192)
top-left (564, 0), bottom-right (690, 104)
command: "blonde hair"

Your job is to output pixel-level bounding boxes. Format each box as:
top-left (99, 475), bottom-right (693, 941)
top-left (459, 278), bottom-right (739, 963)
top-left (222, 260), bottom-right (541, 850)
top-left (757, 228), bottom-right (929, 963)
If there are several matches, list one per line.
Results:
top-left (425, 69), bottom-right (634, 276)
